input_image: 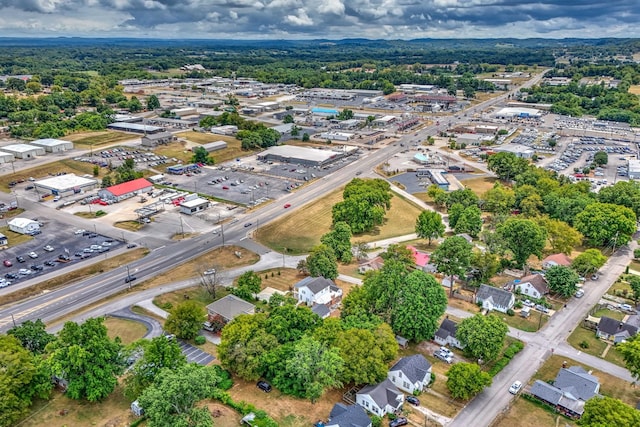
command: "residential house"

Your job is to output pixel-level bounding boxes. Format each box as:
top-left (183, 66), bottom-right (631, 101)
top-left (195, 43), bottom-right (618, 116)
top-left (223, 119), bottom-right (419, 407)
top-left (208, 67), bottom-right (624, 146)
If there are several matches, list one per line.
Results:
top-left (407, 245), bottom-right (431, 270)
top-left (358, 256), bottom-right (384, 274)
top-left (513, 274), bottom-right (549, 299)
top-left (205, 294), bottom-right (255, 325)
top-left (293, 276), bottom-right (342, 307)
top-left (312, 304), bottom-right (331, 319)
top-left (326, 403), bottom-right (372, 427)
top-left (434, 318), bottom-right (464, 349)
top-left (356, 378), bottom-right (404, 416)
top-left (542, 253), bottom-right (572, 270)
top-left (388, 354), bottom-right (432, 394)
top-left (476, 284), bottom-right (515, 313)
top-left (596, 316), bottom-right (638, 344)
top-left (530, 366), bottom-right (600, 419)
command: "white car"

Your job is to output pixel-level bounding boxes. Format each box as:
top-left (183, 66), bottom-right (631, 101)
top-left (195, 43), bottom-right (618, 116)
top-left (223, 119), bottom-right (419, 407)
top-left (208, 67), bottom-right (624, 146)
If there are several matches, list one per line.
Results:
top-left (74, 229), bottom-right (86, 235)
top-left (203, 269), bottom-right (216, 276)
top-left (18, 268), bottom-right (32, 276)
top-left (43, 245), bottom-right (54, 252)
top-left (28, 252), bottom-right (38, 259)
top-left (509, 381), bottom-right (523, 394)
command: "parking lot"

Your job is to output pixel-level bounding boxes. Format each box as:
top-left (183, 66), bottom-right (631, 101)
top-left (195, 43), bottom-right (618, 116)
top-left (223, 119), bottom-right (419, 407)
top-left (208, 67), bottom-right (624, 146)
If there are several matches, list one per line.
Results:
top-left (0, 222), bottom-right (123, 287)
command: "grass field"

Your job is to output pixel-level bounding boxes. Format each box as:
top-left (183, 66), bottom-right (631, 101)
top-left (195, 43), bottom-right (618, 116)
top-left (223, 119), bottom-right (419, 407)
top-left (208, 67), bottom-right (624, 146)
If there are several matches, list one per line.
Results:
top-left (504, 310), bottom-right (549, 332)
top-left (175, 131), bottom-right (256, 163)
top-left (104, 317), bottom-right (148, 344)
top-left (566, 325), bottom-right (625, 367)
top-left (255, 188), bottom-right (424, 254)
top-left (458, 176), bottom-right (498, 195)
top-left (629, 85), bottom-right (640, 95)
top-left (151, 140), bottom-right (193, 164)
top-left (65, 131), bottom-right (137, 147)
top-left (0, 159), bottom-right (107, 192)
top-left (0, 225), bottom-right (33, 247)
top-left (492, 395), bottom-right (577, 427)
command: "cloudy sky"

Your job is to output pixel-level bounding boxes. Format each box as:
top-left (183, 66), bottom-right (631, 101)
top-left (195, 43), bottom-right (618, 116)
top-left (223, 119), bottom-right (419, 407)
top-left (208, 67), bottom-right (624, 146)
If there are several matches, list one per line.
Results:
top-left (0, 0), bottom-right (637, 39)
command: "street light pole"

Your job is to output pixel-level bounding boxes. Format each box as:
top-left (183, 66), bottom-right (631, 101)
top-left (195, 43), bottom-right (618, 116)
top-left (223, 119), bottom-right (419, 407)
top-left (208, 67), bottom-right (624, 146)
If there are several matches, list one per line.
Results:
top-left (221, 223), bottom-right (225, 247)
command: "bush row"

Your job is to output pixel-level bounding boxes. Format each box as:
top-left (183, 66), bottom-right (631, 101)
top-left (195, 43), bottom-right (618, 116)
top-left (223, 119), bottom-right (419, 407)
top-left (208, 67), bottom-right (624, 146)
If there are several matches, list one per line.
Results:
top-left (488, 341), bottom-right (524, 377)
top-left (212, 390), bottom-right (278, 427)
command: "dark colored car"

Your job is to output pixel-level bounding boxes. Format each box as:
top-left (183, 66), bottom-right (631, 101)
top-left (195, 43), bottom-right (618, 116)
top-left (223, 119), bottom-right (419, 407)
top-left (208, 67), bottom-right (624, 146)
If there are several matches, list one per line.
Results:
top-left (126, 243), bottom-right (137, 249)
top-left (30, 264), bottom-right (44, 271)
top-left (16, 256), bottom-right (25, 263)
top-left (389, 417), bottom-right (408, 427)
top-left (257, 380), bottom-right (272, 393)
top-left (406, 396), bottom-right (420, 406)
top-left (124, 275), bottom-right (137, 283)
top-left (44, 260), bottom-right (56, 266)
top-left (5, 272), bottom-right (18, 280)
top-left (58, 254), bottom-right (70, 261)
top-left (244, 222), bottom-right (252, 228)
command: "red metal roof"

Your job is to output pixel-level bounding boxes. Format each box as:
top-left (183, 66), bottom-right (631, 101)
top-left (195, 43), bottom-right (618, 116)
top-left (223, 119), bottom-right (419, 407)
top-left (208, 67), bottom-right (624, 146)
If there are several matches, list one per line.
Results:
top-left (106, 178), bottom-right (153, 197)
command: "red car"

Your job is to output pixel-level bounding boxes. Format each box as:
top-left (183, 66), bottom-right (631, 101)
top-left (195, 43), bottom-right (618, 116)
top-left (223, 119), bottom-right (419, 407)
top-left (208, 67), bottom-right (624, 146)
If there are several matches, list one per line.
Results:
top-left (3, 259), bottom-right (12, 267)
top-left (284, 203), bottom-right (291, 208)
top-left (222, 186), bottom-right (229, 190)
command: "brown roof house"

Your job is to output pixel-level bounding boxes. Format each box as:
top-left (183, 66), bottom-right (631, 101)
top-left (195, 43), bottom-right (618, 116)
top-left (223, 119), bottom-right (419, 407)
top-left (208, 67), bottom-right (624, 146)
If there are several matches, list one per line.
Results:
top-left (543, 253), bottom-right (572, 270)
top-left (513, 274), bottom-right (549, 300)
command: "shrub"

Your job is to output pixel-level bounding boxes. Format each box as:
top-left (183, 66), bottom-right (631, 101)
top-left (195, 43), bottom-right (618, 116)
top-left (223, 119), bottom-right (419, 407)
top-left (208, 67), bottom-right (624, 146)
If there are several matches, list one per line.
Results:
top-left (514, 301), bottom-right (523, 309)
top-left (430, 372), bottom-right (436, 387)
top-left (371, 416), bottom-right (382, 427)
top-left (194, 335), bottom-right (206, 345)
top-left (506, 309), bottom-right (515, 316)
top-left (634, 249), bottom-right (640, 259)
top-left (161, 302), bottom-right (173, 310)
top-left (580, 340), bottom-right (590, 349)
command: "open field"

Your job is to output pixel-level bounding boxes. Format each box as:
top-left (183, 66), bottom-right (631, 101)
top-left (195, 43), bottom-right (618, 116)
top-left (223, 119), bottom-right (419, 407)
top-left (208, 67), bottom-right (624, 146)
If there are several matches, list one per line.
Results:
top-left (0, 225), bottom-right (33, 247)
top-left (458, 176), bottom-right (498, 195)
top-left (65, 131), bottom-right (137, 147)
top-left (104, 317), bottom-right (148, 344)
top-left (534, 355), bottom-right (640, 406)
top-left (256, 188), bottom-right (423, 254)
top-left (151, 140), bottom-right (193, 163)
top-left (175, 131), bottom-right (257, 164)
top-left (503, 310), bottom-right (549, 332)
top-left (153, 285), bottom-right (226, 311)
top-left (0, 159), bottom-right (105, 192)
top-left (629, 85), bottom-right (640, 95)
top-left (0, 248), bottom-right (149, 308)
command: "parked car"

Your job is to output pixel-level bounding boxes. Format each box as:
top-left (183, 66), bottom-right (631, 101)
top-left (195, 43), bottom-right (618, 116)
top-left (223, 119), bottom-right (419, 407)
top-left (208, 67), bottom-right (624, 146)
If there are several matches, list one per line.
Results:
top-left (434, 349), bottom-right (453, 364)
top-left (406, 396), bottom-right (420, 406)
top-left (523, 299), bottom-right (535, 307)
top-left (535, 304), bottom-right (549, 313)
top-left (203, 269), bottom-right (216, 276)
top-left (58, 254), bottom-right (70, 261)
top-left (257, 380), bottom-right (272, 393)
top-left (16, 256), bottom-right (25, 263)
top-left (43, 245), bottom-right (54, 252)
top-left (126, 243), bottom-right (137, 249)
top-left (74, 229), bottom-right (86, 235)
top-left (509, 381), bottom-right (523, 394)
top-left (28, 252), bottom-right (38, 259)
top-left (30, 264), bottom-right (44, 272)
top-left (44, 260), bottom-right (56, 267)
top-left (389, 417), bottom-right (408, 427)
top-left (244, 222), bottom-right (252, 228)
top-left (575, 289), bottom-right (585, 298)
top-left (3, 259), bottom-right (12, 267)
top-left (5, 272), bottom-right (18, 279)
top-left (619, 303), bottom-right (636, 313)
top-left (18, 268), bottom-right (32, 276)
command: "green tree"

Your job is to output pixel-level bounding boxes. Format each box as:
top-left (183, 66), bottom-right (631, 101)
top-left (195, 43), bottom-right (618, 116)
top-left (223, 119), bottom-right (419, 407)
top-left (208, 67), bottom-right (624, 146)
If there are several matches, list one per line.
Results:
top-left (146, 94), bottom-right (161, 110)
top-left (0, 335), bottom-right (52, 427)
top-left (302, 132), bottom-right (310, 142)
top-left (415, 210), bottom-right (445, 244)
top-left (598, 181), bottom-right (640, 218)
top-left (124, 335), bottom-right (186, 400)
top-left (448, 203), bottom-right (465, 229)
top-left (629, 276), bottom-right (640, 304)
top-left (391, 270), bottom-right (448, 342)
top-left (580, 396), bottom-right (640, 427)
top-left (332, 178), bottom-right (392, 233)
top-left (128, 96), bottom-right (143, 112)
top-left (233, 270), bottom-right (262, 300)
top-left (487, 152), bottom-right (529, 181)
top-left (571, 249), bottom-right (607, 276)
top-left (218, 314), bottom-right (277, 381)
top-left (619, 334), bottom-right (640, 383)
top-left (362, 259), bottom-right (410, 320)
top-left (446, 362), bottom-right (492, 400)
top-left (455, 205), bottom-right (483, 238)
top-left (321, 221), bottom-right (353, 263)
top-left (7, 319), bottom-right (54, 354)
top-left (273, 336), bottom-right (343, 402)
top-left (497, 217), bottom-right (547, 267)
top-left (574, 202), bottom-right (637, 248)
top-left (306, 244), bottom-right (339, 280)
top-left (164, 301), bottom-right (206, 340)
top-left (191, 146), bottom-right (214, 165)
top-left (469, 251), bottom-right (500, 285)
top-left (337, 109), bottom-right (354, 120)
top-left (457, 314), bottom-right (508, 362)
top-left (45, 317), bottom-right (123, 402)
top-left (482, 183), bottom-right (515, 214)
top-left (545, 265), bottom-right (580, 297)
top-left (427, 184), bottom-right (448, 208)
top-left (431, 236), bottom-right (473, 296)
top-left (265, 305), bottom-right (321, 344)
top-left (537, 217), bottom-right (583, 255)
top-left (379, 243), bottom-right (415, 267)
top-left (283, 114), bottom-right (294, 124)
top-left (138, 363), bottom-right (221, 427)
top-left (446, 188), bottom-right (479, 209)
top-left (593, 150), bottom-right (608, 166)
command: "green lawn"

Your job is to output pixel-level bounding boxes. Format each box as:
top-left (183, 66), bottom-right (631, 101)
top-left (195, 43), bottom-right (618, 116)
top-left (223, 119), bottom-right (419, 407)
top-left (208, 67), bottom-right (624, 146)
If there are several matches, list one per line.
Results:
top-left (503, 310), bottom-right (549, 332)
top-left (592, 308), bottom-right (624, 321)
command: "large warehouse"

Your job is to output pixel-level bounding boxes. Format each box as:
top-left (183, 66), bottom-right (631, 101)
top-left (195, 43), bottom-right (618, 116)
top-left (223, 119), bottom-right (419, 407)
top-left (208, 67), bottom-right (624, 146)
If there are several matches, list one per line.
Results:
top-left (30, 138), bottom-right (74, 153)
top-left (2, 144), bottom-right (45, 159)
top-left (257, 145), bottom-right (357, 167)
top-left (35, 174), bottom-right (99, 197)
top-left (99, 178), bottom-right (154, 202)
top-left (107, 122), bottom-right (164, 134)
top-left (493, 107), bottom-right (542, 119)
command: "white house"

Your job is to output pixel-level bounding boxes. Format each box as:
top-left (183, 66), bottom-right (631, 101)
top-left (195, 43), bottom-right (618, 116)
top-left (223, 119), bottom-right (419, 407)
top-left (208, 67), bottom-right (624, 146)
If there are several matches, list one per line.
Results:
top-left (476, 284), bottom-right (515, 313)
top-left (388, 354), bottom-right (432, 394)
top-left (356, 379), bottom-right (404, 416)
top-left (513, 274), bottom-right (549, 299)
top-left (434, 318), bottom-right (464, 349)
top-left (8, 218), bottom-right (40, 235)
top-left (293, 276), bottom-right (342, 307)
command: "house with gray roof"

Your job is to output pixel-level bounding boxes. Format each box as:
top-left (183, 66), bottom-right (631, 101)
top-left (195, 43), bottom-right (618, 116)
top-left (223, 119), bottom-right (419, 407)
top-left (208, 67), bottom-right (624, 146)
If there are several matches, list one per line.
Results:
top-left (356, 378), bottom-right (404, 416)
top-left (596, 316), bottom-right (638, 344)
top-left (388, 354), bottom-right (432, 394)
top-left (326, 403), bottom-right (371, 427)
top-left (205, 294), bottom-right (255, 324)
top-left (294, 276), bottom-right (342, 307)
top-left (312, 304), bottom-right (331, 319)
top-left (512, 274), bottom-right (549, 299)
top-left (476, 284), bottom-right (515, 313)
top-left (529, 366), bottom-right (600, 419)
top-left (434, 318), bottom-right (464, 349)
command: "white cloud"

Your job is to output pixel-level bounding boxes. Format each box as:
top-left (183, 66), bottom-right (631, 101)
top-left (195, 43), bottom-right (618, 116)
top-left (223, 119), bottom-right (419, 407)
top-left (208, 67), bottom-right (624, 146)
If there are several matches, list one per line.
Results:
top-left (284, 9), bottom-right (312, 26)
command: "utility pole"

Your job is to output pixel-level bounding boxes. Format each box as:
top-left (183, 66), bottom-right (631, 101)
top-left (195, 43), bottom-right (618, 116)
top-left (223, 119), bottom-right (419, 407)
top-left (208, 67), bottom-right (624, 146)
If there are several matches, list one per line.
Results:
top-left (11, 313), bottom-right (16, 328)
top-left (282, 247), bottom-right (286, 268)
top-left (180, 216), bottom-right (185, 238)
top-left (221, 223), bottom-right (225, 247)
top-left (126, 265), bottom-right (132, 289)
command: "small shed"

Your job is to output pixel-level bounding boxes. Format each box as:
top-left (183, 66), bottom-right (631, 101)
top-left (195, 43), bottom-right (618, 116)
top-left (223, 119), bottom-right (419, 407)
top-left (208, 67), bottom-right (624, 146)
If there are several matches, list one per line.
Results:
top-left (30, 138), bottom-right (74, 153)
top-left (8, 218), bottom-right (40, 235)
top-left (0, 151), bottom-right (14, 163)
top-left (2, 144), bottom-right (45, 159)
top-left (130, 400), bottom-right (144, 417)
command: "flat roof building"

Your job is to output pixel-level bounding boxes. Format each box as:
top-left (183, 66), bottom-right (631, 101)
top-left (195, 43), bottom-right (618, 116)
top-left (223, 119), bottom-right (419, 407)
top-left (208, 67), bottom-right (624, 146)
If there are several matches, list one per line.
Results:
top-left (0, 151), bottom-right (14, 163)
top-left (35, 174), bottom-right (99, 197)
top-left (180, 197), bottom-right (211, 215)
top-left (494, 107), bottom-right (542, 119)
top-left (2, 144), bottom-right (45, 159)
top-left (107, 122), bottom-right (164, 134)
top-left (141, 132), bottom-right (175, 147)
top-left (319, 131), bottom-right (354, 142)
top-left (629, 159), bottom-right (640, 180)
top-left (494, 144), bottom-right (535, 159)
top-left (201, 140), bottom-right (227, 153)
top-left (30, 138), bottom-right (74, 153)
top-left (257, 145), bottom-right (356, 167)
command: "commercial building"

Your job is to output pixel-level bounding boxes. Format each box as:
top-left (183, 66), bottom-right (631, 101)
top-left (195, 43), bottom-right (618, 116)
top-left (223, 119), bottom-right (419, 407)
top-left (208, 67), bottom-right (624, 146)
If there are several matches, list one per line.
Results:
top-left (141, 132), bottom-right (175, 147)
top-left (35, 174), bottom-right (99, 197)
top-left (201, 141), bottom-right (228, 153)
top-left (319, 131), bottom-right (353, 142)
top-left (107, 122), bottom-right (164, 134)
top-left (257, 145), bottom-right (356, 167)
top-left (416, 169), bottom-right (450, 190)
top-left (180, 197), bottom-right (211, 215)
top-left (494, 144), bottom-right (535, 159)
top-left (0, 151), bottom-right (14, 163)
top-left (99, 178), bottom-right (154, 202)
top-left (8, 218), bottom-right (40, 235)
top-left (166, 163), bottom-right (201, 175)
top-left (629, 159), bottom-right (640, 180)
top-left (30, 138), bottom-right (74, 153)
top-left (494, 107), bottom-right (542, 119)
top-left (2, 144), bottom-right (45, 159)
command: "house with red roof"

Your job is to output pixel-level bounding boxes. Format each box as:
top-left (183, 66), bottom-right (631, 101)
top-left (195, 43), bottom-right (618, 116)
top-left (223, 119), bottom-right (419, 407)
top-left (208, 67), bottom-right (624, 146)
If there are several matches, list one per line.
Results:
top-left (406, 245), bottom-right (437, 272)
top-left (543, 253), bottom-right (572, 270)
top-left (98, 178), bottom-right (153, 202)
